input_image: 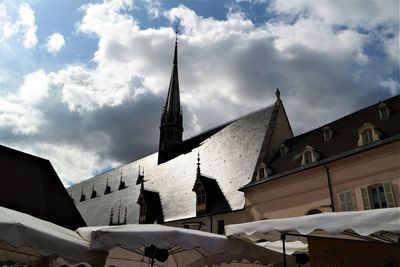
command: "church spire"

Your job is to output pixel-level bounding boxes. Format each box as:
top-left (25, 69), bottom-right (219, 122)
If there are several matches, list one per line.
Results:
top-left (158, 27), bottom-right (184, 164)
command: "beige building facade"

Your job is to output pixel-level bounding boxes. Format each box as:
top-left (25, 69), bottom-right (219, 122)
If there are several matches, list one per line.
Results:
top-left (243, 138), bottom-right (400, 220)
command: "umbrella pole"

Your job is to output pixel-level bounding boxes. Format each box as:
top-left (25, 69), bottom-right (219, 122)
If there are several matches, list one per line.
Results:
top-left (281, 233), bottom-right (287, 267)
top-left (151, 257), bottom-right (155, 267)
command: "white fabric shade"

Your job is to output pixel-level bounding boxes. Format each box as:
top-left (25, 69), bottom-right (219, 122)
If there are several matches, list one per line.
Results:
top-left (0, 206), bottom-right (106, 266)
top-left (258, 241), bottom-right (308, 255)
top-left (77, 224), bottom-right (296, 266)
top-left (225, 208), bottom-right (400, 244)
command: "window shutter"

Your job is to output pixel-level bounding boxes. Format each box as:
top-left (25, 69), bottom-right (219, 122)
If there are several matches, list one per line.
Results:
top-left (360, 187), bottom-right (371, 210)
top-left (338, 192), bottom-right (347, 211)
top-left (383, 182), bottom-right (396, 208)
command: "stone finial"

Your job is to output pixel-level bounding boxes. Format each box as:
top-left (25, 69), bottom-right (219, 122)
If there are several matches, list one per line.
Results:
top-left (275, 88), bottom-right (281, 100)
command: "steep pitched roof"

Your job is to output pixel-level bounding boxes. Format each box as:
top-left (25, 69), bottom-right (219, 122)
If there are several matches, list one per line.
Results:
top-left (67, 104), bottom-right (276, 226)
top-left (267, 94), bottom-right (400, 176)
top-left (0, 145), bottom-right (86, 230)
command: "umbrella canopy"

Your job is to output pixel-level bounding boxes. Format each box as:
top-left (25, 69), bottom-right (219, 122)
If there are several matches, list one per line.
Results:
top-left (225, 208), bottom-right (400, 244)
top-left (77, 224), bottom-right (295, 266)
top-left (258, 241), bottom-right (308, 255)
top-left (0, 206), bottom-right (106, 266)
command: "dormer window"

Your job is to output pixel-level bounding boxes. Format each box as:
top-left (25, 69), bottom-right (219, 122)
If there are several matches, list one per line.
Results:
top-left (79, 189), bottom-right (86, 202)
top-left (301, 146), bottom-right (319, 166)
top-left (378, 102), bottom-right (391, 119)
top-left (118, 172), bottom-right (126, 191)
top-left (137, 189), bottom-right (164, 224)
top-left (321, 126), bottom-right (333, 141)
top-left (280, 144), bottom-right (288, 157)
top-left (104, 178), bottom-right (111, 195)
top-left (357, 123), bottom-right (380, 146)
top-left (90, 185), bottom-right (97, 199)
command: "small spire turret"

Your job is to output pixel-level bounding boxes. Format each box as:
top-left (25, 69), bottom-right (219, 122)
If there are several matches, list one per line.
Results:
top-left (197, 151), bottom-right (201, 176)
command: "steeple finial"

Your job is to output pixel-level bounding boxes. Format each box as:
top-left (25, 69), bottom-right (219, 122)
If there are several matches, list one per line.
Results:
top-left (175, 25), bottom-right (179, 43)
top-left (275, 88), bottom-right (281, 100)
top-left (197, 150), bottom-right (201, 176)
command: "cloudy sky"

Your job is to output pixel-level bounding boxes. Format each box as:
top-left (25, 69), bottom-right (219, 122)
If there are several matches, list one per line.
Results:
top-left (0, 0), bottom-right (398, 186)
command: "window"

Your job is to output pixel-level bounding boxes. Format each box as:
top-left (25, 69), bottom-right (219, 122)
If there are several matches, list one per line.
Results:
top-left (378, 102), bottom-right (391, 119)
top-left (338, 190), bottom-right (356, 211)
top-left (322, 126), bottom-right (333, 141)
top-left (303, 150), bottom-right (313, 165)
top-left (79, 193), bottom-right (86, 202)
top-left (195, 184), bottom-right (206, 212)
top-left (361, 128), bottom-right (374, 144)
top-left (138, 196), bottom-right (147, 223)
top-left (361, 182), bottom-right (396, 210)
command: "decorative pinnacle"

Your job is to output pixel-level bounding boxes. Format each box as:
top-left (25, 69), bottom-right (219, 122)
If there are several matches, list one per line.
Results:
top-left (197, 150), bottom-right (201, 176)
top-left (275, 88), bottom-right (281, 100)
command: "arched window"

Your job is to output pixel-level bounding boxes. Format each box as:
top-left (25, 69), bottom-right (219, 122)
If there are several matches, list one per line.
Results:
top-left (301, 146), bottom-right (319, 166)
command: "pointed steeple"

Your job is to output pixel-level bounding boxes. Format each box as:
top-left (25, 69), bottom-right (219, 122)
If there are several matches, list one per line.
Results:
top-left (158, 27), bottom-right (184, 164)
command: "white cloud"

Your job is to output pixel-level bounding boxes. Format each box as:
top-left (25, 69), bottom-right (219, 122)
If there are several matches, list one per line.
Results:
top-left (18, 2), bottom-right (37, 49)
top-left (46, 33), bottom-right (65, 54)
top-left (0, 2), bottom-right (38, 49)
top-left (270, 0), bottom-right (399, 28)
top-left (0, 69), bottom-right (49, 135)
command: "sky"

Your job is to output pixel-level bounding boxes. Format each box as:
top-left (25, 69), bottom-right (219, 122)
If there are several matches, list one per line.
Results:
top-left (0, 0), bottom-right (398, 186)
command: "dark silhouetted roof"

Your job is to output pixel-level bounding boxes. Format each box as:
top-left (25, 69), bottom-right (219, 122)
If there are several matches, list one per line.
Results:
top-left (67, 104), bottom-right (276, 226)
top-left (0, 145), bottom-right (86, 230)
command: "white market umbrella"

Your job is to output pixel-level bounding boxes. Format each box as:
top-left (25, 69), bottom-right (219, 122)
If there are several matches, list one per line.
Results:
top-left (77, 224), bottom-right (296, 267)
top-left (225, 208), bottom-right (400, 244)
top-left (258, 241), bottom-right (308, 255)
top-left (0, 206), bottom-right (107, 266)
